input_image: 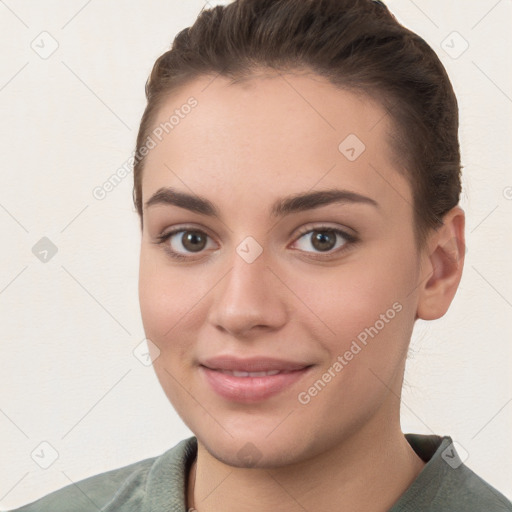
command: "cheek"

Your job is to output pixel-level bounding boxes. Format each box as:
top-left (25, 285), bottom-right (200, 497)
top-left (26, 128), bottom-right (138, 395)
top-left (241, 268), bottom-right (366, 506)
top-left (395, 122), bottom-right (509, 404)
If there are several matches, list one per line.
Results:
top-left (138, 248), bottom-right (210, 356)
top-left (287, 247), bottom-right (417, 368)
top-left (138, 256), bottom-right (196, 404)
top-left (294, 256), bottom-right (413, 329)
top-left (288, 268), bottom-right (413, 422)
top-left (138, 262), bottom-right (168, 340)
top-left (138, 252), bottom-right (211, 426)
top-left (138, 248), bottom-right (184, 343)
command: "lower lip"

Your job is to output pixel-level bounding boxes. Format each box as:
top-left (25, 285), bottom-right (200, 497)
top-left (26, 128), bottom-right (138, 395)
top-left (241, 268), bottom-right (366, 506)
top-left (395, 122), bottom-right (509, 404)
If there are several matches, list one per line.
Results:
top-left (200, 365), bottom-right (313, 403)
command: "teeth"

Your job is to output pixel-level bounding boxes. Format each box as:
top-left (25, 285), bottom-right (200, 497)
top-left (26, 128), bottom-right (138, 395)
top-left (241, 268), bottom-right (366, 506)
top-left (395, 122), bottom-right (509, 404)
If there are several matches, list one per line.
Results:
top-left (220, 369), bottom-right (282, 377)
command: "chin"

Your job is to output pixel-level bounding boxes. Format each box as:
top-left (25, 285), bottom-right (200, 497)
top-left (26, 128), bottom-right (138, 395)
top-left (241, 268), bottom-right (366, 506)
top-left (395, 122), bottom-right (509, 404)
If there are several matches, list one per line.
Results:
top-left (202, 436), bottom-right (300, 469)
top-left (194, 421), bottom-right (318, 470)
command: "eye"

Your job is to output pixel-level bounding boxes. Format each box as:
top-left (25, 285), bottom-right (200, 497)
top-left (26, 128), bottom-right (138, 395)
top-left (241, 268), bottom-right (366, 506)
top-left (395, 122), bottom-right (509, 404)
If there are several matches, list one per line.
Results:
top-left (154, 227), bottom-right (216, 260)
top-left (291, 225), bottom-right (357, 256)
top-left (154, 224), bottom-right (358, 261)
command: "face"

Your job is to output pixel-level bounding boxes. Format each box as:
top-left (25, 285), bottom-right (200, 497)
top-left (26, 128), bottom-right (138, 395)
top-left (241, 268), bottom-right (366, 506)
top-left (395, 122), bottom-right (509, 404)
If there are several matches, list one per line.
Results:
top-left (138, 70), bottom-right (424, 468)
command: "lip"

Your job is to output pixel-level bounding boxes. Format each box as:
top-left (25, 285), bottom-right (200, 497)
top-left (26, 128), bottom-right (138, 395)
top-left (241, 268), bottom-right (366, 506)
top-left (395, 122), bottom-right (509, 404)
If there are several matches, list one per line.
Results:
top-left (201, 355), bottom-right (312, 372)
top-left (199, 356), bottom-right (314, 403)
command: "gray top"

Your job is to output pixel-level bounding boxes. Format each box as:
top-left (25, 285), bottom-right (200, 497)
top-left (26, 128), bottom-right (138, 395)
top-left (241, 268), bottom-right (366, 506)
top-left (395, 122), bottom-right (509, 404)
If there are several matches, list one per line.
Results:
top-left (6, 433), bottom-right (512, 511)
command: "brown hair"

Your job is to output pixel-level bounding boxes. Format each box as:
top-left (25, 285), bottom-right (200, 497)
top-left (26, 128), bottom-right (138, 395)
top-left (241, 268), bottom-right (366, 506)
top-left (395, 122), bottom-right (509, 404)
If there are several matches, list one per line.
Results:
top-left (133, 0), bottom-right (462, 251)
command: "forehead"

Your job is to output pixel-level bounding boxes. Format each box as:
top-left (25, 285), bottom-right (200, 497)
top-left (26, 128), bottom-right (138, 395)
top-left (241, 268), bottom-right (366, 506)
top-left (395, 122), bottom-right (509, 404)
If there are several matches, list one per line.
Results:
top-left (141, 71), bottom-right (411, 217)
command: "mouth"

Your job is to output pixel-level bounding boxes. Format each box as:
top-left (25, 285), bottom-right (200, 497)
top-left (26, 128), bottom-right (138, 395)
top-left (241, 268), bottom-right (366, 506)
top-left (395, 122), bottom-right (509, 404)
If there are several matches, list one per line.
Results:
top-left (210, 369), bottom-right (295, 377)
top-left (199, 359), bottom-right (314, 403)
top-left (200, 355), bottom-right (312, 373)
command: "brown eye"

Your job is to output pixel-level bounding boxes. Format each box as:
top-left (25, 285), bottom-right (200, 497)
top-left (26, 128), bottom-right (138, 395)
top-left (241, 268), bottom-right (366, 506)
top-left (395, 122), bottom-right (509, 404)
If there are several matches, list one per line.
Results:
top-left (180, 231), bottom-right (208, 252)
top-left (292, 226), bottom-right (357, 257)
top-left (155, 228), bottom-right (215, 260)
top-left (310, 230), bottom-right (337, 252)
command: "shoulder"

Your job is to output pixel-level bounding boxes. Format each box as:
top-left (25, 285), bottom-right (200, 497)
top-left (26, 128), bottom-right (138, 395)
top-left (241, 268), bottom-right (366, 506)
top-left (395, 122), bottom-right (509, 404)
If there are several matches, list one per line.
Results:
top-left (5, 436), bottom-right (197, 512)
top-left (6, 436), bottom-right (197, 512)
top-left (435, 461), bottom-right (512, 511)
top-left (394, 434), bottom-right (512, 512)
top-left (5, 456), bottom-right (156, 512)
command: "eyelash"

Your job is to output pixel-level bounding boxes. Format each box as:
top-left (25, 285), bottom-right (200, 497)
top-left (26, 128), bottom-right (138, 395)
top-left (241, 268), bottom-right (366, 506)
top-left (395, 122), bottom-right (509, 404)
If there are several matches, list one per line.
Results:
top-left (153, 224), bottom-right (358, 261)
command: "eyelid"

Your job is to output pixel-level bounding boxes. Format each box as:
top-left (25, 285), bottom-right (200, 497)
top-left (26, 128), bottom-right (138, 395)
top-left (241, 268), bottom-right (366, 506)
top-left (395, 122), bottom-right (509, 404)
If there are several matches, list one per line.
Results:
top-left (292, 222), bottom-right (357, 240)
top-left (154, 222), bottom-right (358, 260)
top-left (155, 223), bottom-right (215, 241)
top-left (153, 223), bottom-right (218, 260)
top-left (289, 224), bottom-right (358, 259)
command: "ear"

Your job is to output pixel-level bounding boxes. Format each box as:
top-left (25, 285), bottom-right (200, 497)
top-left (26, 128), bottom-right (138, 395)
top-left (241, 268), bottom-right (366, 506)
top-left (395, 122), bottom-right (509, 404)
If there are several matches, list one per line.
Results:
top-left (416, 205), bottom-right (466, 321)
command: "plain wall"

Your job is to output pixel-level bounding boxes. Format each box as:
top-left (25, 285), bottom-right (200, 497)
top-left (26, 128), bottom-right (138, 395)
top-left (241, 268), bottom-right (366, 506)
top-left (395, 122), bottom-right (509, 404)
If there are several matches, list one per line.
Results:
top-left (1, 0), bottom-right (511, 508)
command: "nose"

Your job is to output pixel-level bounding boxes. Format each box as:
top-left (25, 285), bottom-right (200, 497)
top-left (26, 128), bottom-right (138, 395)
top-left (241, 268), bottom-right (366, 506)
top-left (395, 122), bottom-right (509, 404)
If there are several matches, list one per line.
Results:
top-left (207, 243), bottom-right (288, 338)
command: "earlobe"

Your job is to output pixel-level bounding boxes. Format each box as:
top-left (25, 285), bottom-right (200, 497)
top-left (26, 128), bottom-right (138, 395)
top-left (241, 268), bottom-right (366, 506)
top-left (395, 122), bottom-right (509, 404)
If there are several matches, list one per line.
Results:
top-left (416, 206), bottom-right (466, 321)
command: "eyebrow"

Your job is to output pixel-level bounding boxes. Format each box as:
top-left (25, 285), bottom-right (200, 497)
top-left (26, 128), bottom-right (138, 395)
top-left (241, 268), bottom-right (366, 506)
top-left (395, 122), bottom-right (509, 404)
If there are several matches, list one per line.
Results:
top-left (144, 186), bottom-right (379, 218)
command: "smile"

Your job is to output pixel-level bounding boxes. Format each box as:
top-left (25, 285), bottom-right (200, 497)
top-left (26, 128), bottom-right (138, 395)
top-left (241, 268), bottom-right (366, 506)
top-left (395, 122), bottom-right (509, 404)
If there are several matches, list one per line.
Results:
top-left (199, 365), bottom-right (314, 402)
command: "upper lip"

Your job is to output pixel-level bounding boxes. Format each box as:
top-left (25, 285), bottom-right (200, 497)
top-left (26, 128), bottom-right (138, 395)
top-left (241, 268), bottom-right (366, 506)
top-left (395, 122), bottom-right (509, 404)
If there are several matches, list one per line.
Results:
top-left (200, 355), bottom-right (312, 372)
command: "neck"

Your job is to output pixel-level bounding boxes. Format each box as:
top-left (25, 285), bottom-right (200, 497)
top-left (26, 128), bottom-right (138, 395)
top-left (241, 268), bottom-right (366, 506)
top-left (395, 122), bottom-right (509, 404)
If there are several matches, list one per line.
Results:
top-left (186, 412), bottom-right (425, 512)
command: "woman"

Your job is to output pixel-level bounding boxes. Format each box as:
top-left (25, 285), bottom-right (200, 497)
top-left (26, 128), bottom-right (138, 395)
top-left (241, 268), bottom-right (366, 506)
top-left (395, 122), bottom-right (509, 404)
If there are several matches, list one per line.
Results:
top-left (9, 0), bottom-right (512, 510)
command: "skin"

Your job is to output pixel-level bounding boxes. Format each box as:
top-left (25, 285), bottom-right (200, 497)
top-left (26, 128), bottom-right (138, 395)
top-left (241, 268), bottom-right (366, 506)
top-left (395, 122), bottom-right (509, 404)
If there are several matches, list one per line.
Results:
top-left (138, 69), bottom-right (465, 512)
